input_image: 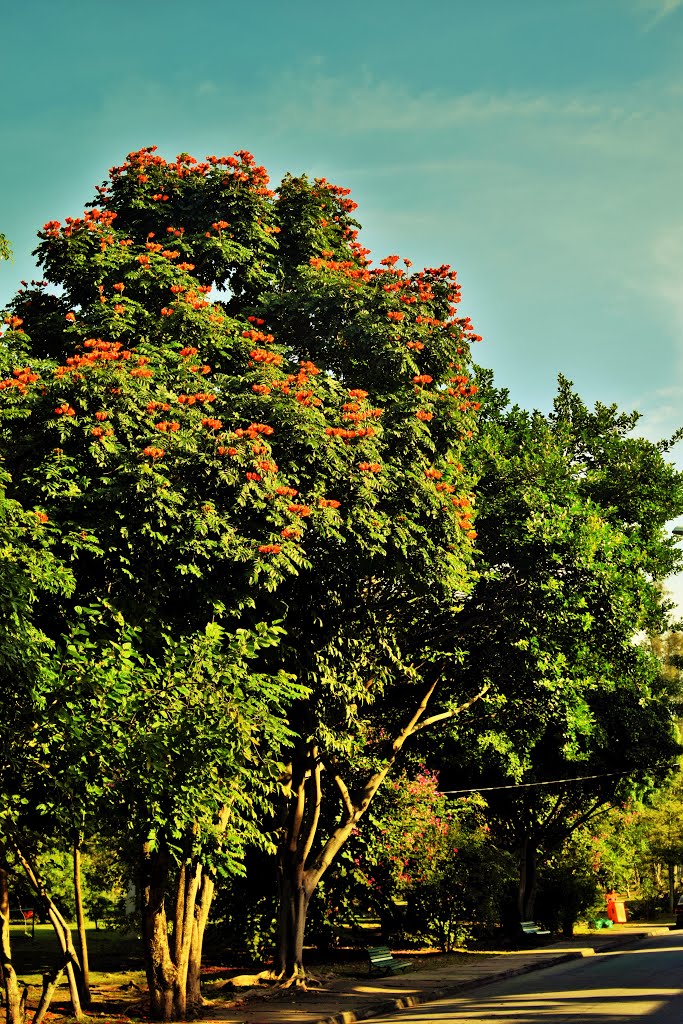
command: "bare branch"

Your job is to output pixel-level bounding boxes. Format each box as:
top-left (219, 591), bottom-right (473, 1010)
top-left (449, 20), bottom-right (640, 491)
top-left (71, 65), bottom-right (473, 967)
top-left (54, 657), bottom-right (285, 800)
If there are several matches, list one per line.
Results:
top-left (410, 683), bottom-right (491, 735)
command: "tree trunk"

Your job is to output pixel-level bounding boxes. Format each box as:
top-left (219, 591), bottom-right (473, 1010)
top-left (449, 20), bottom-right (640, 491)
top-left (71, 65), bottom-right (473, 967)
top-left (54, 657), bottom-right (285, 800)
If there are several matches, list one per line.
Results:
top-left (518, 838), bottom-right (538, 922)
top-left (273, 683), bottom-right (490, 979)
top-left (141, 847), bottom-right (177, 1021)
top-left (186, 873), bottom-right (214, 1011)
top-left (9, 845), bottom-right (83, 1019)
top-left (0, 867), bottom-right (27, 1024)
top-left (141, 844), bottom-right (211, 1020)
top-left (72, 836), bottom-right (91, 1008)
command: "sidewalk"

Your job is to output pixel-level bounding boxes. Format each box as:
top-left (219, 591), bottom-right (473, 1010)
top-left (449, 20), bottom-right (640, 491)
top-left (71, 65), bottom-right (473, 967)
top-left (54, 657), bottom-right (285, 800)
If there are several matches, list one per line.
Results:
top-left (201, 923), bottom-right (671, 1024)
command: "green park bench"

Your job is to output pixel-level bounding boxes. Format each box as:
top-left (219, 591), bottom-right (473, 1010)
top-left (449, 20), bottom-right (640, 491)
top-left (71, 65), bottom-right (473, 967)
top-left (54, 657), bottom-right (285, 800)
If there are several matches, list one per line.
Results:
top-left (520, 920), bottom-right (551, 940)
top-left (367, 945), bottom-right (412, 976)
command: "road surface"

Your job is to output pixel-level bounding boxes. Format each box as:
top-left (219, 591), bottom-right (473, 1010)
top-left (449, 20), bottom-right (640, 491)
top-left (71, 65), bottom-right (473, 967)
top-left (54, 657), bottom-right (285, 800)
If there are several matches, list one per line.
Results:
top-left (361, 929), bottom-right (683, 1022)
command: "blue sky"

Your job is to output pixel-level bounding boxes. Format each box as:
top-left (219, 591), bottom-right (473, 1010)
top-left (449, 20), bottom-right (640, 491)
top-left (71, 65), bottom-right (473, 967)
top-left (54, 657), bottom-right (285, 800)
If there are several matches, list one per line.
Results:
top-left (2, 0), bottom-right (683, 593)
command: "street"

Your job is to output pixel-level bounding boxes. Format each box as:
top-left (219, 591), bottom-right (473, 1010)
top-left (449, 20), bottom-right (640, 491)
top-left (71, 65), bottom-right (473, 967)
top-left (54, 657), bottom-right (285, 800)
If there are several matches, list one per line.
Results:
top-left (361, 929), bottom-right (683, 1023)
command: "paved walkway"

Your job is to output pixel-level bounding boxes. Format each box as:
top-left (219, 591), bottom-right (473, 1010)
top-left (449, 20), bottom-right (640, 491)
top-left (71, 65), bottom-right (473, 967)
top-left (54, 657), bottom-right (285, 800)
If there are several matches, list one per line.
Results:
top-left (201, 923), bottom-right (671, 1024)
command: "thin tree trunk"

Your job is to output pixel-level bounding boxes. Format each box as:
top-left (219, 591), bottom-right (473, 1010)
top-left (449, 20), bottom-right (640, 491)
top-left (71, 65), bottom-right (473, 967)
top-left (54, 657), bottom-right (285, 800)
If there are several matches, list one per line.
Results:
top-left (9, 845), bottom-right (83, 1019)
top-left (669, 862), bottom-right (675, 913)
top-left (0, 867), bottom-right (27, 1024)
top-left (72, 836), bottom-right (91, 1008)
top-left (186, 873), bottom-right (214, 1011)
top-left (32, 955), bottom-right (70, 1024)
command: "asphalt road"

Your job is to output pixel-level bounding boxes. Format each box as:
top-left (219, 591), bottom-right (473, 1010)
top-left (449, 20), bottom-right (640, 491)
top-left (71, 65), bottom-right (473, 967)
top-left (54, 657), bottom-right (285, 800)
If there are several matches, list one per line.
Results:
top-left (360, 929), bottom-right (683, 1023)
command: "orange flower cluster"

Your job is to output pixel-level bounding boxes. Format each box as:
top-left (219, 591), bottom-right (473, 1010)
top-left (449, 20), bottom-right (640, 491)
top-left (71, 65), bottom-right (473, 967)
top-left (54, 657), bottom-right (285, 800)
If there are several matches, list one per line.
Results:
top-left (319, 498), bottom-right (341, 509)
top-left (212, 220), bottom-right (229, 230)
top-left (34, 511), bottom-right (49, 523)
top-left (155, 421), bottom-right (180, 432)
top-left (436, 482), bottom-right (455, 493)
top-left (160, 307), bottom-right (174, 316)
top-left (189, 364), bottom-right (211, 374)
top-left (0, 367), bottom-right (40, 394)
top-left (415, 410), bottom-right (433, 422)
top-left (257, 460), bottom-right (278, 473)
top-left (276, 486), bottom-right (298, 497)
top-left (143, 446), bottom-right (165, 459)
top-left (130, 367), bottom-right (153, 378)
top-left (246, 472), bottom-right (262, 482)
top-left (348, 389), bottom-right (368, 399)
top-left (252, 384), bottom-right (271, 395)
top-left (406, 341), bottom-right (424, 350)
top-left (325, 426), bottom-right (375, 440)
top-left (413, 374), bottom-right (433, 385)
top-left (41, 207), bottom-right (117, 240)
top-left (358, 462), bottom-right (381, 473)
top-left (249, 349), bottom-right (282, 365)
top-left (201, 417), bottom-right (222, 430)
top-left (4, 315), bottom-right (24, 329)
top-left (280, 527), bottom-right (301, 539)
top-left (258, 544), bottom-right (281, 554)
top-left (387, 311), bottom-right (404, 322)
top-left (235, 423), bottom-right (274, 438)
top-left (288, 504), bottom-right (312, 517)
top-left (55, 404), bottom-right (76, 416)
top-left (217, 446), bottom-right (238, 456)
top-left (242, 329), bottom-right (275, 344)
top-left (147, 401), bottom-right (171, 412)
top-left (424, 468), bottom-right (442, 479)
top-left (177, 392), bottom-right (215, 405)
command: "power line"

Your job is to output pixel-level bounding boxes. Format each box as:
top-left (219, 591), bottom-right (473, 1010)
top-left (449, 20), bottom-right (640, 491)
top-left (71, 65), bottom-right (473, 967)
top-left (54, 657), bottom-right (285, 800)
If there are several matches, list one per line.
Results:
top-left (440, 768), bottom-right (666, 796)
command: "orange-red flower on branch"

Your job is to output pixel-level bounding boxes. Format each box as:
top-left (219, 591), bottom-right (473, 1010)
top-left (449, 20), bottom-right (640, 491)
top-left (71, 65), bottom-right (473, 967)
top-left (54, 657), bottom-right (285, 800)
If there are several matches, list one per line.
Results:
top-left (55, 404), bottom-right (76, 416)
top-left (252, 384), bottom-right (271, 395)
top-left (96, 411), bottom-right (109, 422)
top-left (413, 374), bottom-right (433, 385)
top-left (280, 527), bottom-right (301, 539)
top-left (34, 511), bottom-right (49, 523)
top-left (276, 486), bottom-right (298, 497)
top-left (258, 544), bottom-right (281, 554)
top-left (319, 498), bottom-right (341, 509)
top-left (415, 410), bottom-right (433, 421)
top-left (257, 460), bottom-right (278, 473)
top-left (246, 472), bottom-right (262, 482)
top-left (201, 417), bottom-right (222, 430)
top-left (160, 307), bottom-right (174, 316)
top-left (65, 312), bottom-right (76, 322)
top-left (112, 282), bottom-right (125, 292)
top-left (424, 468), bottom-right (442, 479)
top-left (387, 311), bottom-right (404, 322)
top-left (4, 316), bottom-right (24, 329)
top-left (288, 504), bottom-right (311, 517)
top-left (348, 389), bottom-right (368, 399)
top-left (179, 347), bottom-right (198, 357)
top-left (358, 462), bottom-right (381, 473)
top-left (142, 446), bottom-right (165, 459)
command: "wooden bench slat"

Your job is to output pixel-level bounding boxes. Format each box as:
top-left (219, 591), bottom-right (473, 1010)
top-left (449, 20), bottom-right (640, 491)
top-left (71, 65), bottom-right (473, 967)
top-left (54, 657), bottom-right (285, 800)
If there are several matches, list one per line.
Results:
top-left (367, 945), bottom-right (411, 975)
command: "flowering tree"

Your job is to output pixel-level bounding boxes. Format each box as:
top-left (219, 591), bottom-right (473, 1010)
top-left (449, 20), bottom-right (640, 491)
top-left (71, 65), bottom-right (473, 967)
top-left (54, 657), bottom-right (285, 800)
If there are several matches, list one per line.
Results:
top-left (0, 148), bottom-right (484, 1002)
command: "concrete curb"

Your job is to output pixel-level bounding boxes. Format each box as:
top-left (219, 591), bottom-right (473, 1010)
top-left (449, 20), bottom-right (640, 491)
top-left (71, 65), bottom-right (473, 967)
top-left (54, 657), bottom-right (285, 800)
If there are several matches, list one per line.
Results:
top-left (309, 929), bottom-right (665, 1024)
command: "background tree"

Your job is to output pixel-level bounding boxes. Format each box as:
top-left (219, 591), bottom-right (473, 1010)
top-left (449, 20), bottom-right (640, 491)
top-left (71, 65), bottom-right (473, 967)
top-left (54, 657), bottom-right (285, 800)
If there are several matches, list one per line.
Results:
top-left (431, 373), bottom-right (683, 924)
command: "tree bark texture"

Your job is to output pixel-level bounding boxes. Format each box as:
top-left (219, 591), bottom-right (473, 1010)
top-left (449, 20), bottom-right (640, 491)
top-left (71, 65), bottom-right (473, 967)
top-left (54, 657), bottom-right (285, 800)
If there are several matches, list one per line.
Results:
top-left (141, 843), bottom-right (215, 1020)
